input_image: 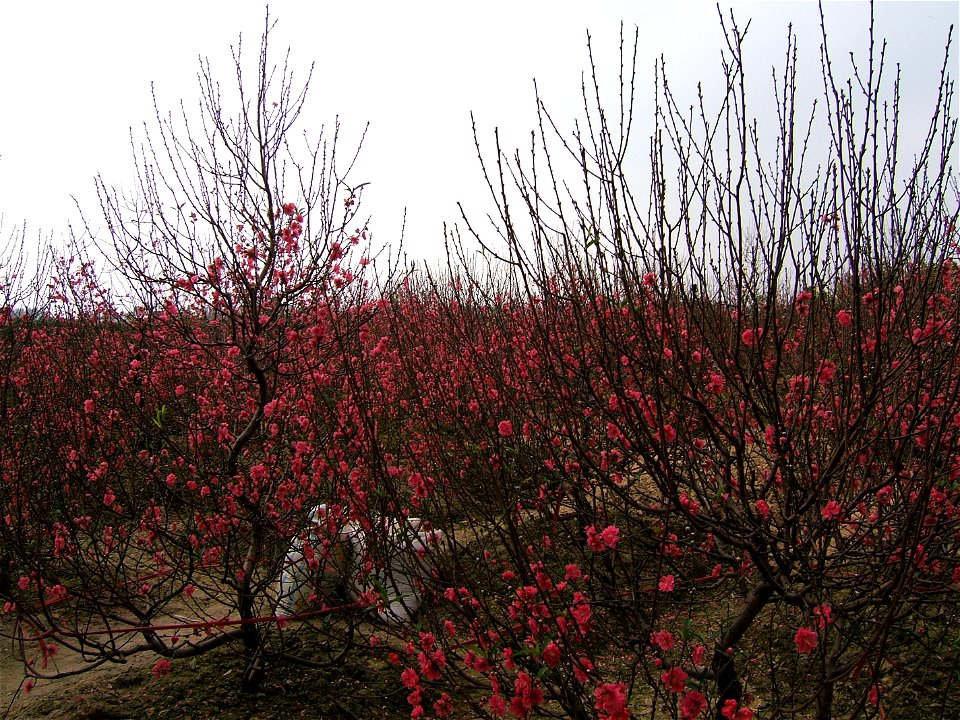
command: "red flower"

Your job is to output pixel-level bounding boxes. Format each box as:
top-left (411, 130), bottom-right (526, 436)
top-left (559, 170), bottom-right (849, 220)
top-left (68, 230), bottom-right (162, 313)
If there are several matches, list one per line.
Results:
top-left (661, 666), bottom-right (688, 693)
top-left (542, 641), bottom-right (561, 668)
top-left (794, 626), bottom-right (818, 654)
top-left (573, 655), bottom-right (594, 682)
top-left (488, 693), bottom-right (507, 717)
top-left (594, 681), bottom-right (631, 720)
top-left (821, 500), bottom-right (843, 521)
top-left (571, 594), bottom-right (592, 632)
top-left (651, 629), bottom-right (675, 651)
top-left (722, 699), bottom-right (753, 719)
top-left (755, 499), bottom-right (770, 519)
top-left (586, 525), bottom-right (620, 552)
top-left (814, 603), bottom-right (833, 629)
top-left (692, 644), bottom-right (706, 665)
top-left (658, 575), bottom-right (675, 593)
top-left (600, 525), bottom-right (620, 549)
top-left (401, 667), bottom-right (419, 687)
top-left (498, 420), bottom-right (514, 436)
top-left (510, 672), bottom-right (544, 717)
top-left (152, 659), bottom-right (172, 678)
top-left (433, 693), bottom-right (453, 717)
top-left (680, 690), bottom-right (708, 719)
top-left (817, 360), bottom-right (836, 383)
top-left (836, 309), bottom-right (852, 326)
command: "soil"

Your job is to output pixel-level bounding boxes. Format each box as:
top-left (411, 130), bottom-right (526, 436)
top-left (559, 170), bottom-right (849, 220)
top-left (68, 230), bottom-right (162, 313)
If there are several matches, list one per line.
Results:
top-left (1, 624), bottom-right (409, 720)
top-left (0, 587), bottom-right (409, 720)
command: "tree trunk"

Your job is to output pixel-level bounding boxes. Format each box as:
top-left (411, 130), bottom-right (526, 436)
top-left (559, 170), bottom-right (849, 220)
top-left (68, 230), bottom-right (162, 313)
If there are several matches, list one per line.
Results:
top-left (712, 582), bottom-right (773, 720)
top-left (239, 516), bottom-right (267, 692)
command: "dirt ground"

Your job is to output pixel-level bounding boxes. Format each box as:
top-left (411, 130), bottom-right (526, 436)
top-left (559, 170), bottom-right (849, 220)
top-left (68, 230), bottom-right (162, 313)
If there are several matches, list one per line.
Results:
top-left (1, 642), bottom-right (157, 720)
top-left (0, 586), bottom-right (404, 720)
top-left (1, 619), bottom-right (407, 720)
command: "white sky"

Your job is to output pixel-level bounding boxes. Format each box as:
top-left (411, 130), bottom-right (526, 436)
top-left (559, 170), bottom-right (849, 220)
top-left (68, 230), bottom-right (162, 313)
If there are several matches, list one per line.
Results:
top-left (0, 1), bottom-right (957, 269)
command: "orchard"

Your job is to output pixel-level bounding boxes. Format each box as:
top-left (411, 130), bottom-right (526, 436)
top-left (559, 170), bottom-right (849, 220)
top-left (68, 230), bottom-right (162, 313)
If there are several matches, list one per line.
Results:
top-left (1, 8), bottom-right (958, 720)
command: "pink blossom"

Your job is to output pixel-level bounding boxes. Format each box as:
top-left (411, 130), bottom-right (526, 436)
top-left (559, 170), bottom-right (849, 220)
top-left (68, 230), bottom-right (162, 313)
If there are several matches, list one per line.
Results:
top-left (722, 699), bottom-right (753, 719)
top-left (691, 644), bottom-right (706, 665)
top-left (510, 672), bottom-right (544, 717)
top-left (417, 649), bottom-right (445, 680)
top-left (705, 372), bottom-right (725, 394)
top-left (586, 525), bottom-right (620, 551)
top-left (817, 360), bottom-right (836, 383)
top-left (571, 594), bottom-right (592, 632)
top-left (741, 328), bottom-right (761, 346)
top-left (821, 500), bottom-right (843, 521)
top-left (600, 525), bottom-right (620, 549)
top-left (814, 603), bottom-right (833, 629)
top-left (433, 693), bottom-right (453, 718)
top-left (498, 420), bottom-right (514, 436)
top-left (488, 693), bottom-right (507, 717)
top-left (794, 626), bottom-right (818, 654)
top-left (401, 667), bottom-right (419, 688)
top-left (594, 681), bottom-right (631, 720)
top-left (650, 629), bottom-right (675, 651)
top-left (658, 575), bottom-right (675, 593)
top-left (585, 526), bottom-right (603, 551)
top-left (661, 666), bottom-right (688, 693)
top-left (542, 641), bottom-right (561, 668)
top-left (564, 563), bottom-right (582, 581)
top-left (836, 309), bottom-right (852, 326)
top-left (679, 690), bottom-right (708, 719)
top-left (755, 499), bottom-right (770, 519)
top-left (151, 659), bottom-right (172, 677)
top-left (573, 655), bottom-right (594, 682)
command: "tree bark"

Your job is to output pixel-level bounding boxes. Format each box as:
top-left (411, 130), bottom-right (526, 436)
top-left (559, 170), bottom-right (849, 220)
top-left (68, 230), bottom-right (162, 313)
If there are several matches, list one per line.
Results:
top-left (712, 581), bottom-right (773, 720)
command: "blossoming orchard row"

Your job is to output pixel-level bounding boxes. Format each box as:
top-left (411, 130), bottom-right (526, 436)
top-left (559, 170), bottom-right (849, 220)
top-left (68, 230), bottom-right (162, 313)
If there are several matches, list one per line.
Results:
top-left (2, 9), bottom-right (959, 720)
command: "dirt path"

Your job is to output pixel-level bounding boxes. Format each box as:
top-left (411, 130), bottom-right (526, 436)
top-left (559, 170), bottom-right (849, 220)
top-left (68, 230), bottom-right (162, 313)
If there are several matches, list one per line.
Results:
top-left (0, 592), bottom-right (239, 720)
top-left (1, 638), bottom-right (158, 720)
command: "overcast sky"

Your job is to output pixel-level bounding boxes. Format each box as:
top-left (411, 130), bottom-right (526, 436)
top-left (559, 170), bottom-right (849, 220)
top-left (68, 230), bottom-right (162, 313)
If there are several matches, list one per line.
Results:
top-left (0, 1), bottom-right (956, 269)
